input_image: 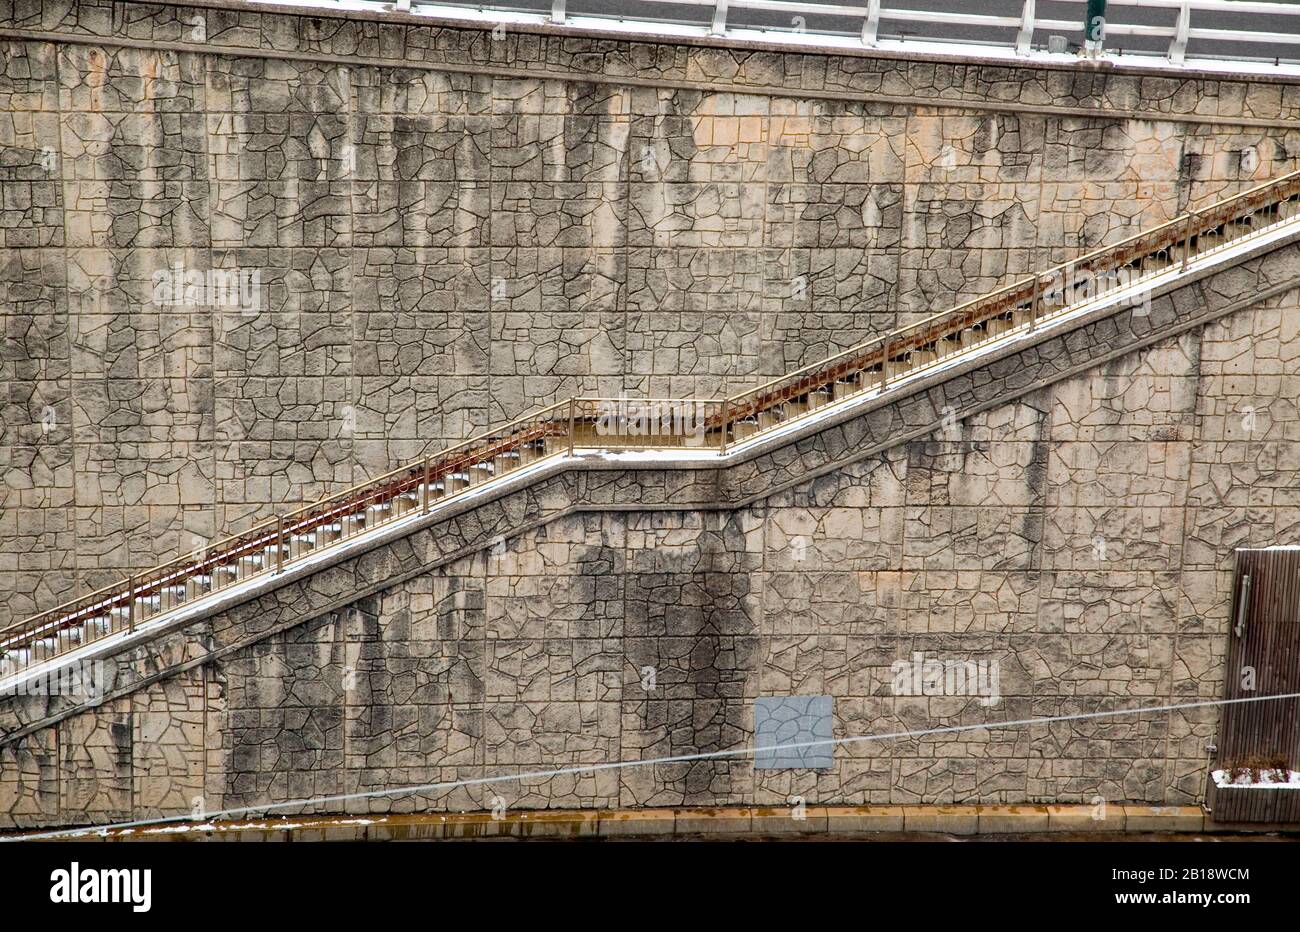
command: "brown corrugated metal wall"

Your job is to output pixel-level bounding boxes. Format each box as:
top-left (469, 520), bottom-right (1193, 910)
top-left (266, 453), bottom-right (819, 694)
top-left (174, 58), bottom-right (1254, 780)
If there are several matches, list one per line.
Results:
top-left (1208, 548), bottom-right (1300, 822)
top-left (1217, 548), bottom-right (1300, 766)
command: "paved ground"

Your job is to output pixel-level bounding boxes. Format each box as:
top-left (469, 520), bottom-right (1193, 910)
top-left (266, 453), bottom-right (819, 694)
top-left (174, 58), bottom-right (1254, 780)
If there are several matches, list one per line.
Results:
top-left (667, 832), bottom-right (1300, 842)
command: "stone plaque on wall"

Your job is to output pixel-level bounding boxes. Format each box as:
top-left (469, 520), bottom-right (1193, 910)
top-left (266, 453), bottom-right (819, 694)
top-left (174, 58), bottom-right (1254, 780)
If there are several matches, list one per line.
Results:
top-left (754, 695), bottom-right (834, 770)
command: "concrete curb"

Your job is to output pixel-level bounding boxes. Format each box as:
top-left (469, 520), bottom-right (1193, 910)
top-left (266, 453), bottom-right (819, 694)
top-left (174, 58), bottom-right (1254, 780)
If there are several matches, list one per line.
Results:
top-left (10, 804), bottom-right (1294, 841)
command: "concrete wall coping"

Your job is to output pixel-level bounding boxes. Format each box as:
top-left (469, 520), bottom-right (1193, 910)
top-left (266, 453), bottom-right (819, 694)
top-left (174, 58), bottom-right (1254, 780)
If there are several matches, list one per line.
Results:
top-left (10, 803), bottom-right (1288, 841)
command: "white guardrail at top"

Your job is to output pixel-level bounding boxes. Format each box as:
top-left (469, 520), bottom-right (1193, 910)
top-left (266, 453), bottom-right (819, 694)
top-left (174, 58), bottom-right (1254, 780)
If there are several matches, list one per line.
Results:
top-left (249, 0), bottom-right (1300, 74)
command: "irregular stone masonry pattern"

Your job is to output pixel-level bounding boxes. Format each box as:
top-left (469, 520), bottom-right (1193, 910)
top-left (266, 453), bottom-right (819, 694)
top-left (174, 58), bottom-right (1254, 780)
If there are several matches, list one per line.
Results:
top-left (3, 1), bottom-right (1300, 624)
top-left (1, 244), bottom-right (1298, 828)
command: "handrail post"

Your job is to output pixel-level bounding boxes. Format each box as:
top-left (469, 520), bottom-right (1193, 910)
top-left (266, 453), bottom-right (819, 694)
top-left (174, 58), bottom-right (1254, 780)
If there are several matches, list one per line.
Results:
top-left (880, 338), bottom-right (891, 390)
top-left (276, 515), bottom-right (284, 572)
top-left (1029, 274), bottom-right (1040, 332)
top-left (1181, 210), bottom-right (1195, 271)
top-left (127, 576), bottom-right (134, 634)
top-left (422, 456), bottom-right (432, 513)
top-left (719, 398), bottom-right (730, 454)
top-left (567, 397), bottom-right (576, 455)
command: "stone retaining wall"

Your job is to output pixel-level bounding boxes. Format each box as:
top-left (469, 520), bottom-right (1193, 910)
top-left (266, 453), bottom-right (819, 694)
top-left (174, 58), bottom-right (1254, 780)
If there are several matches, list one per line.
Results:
top-left (2, 0), bottom-right (1300, 626)
top-left (2, 238), bottom-right (1296, 829)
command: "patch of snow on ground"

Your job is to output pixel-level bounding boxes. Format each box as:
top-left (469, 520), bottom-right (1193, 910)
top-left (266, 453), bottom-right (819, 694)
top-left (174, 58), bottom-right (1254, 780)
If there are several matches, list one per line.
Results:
top-left (1212, 768), bottom-right (1300, 788)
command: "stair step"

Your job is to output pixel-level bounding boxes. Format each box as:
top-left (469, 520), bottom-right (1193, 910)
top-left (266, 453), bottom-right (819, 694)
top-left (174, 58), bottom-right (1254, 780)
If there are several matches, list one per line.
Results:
top-left (316, 523), bottom-right (342, 546)
top-left (393, 493), bottom-right (418, 516)
top-left (988, 315), bottom-right (1015, 336)
top-left (160, 584), bottom-right (188, 610)
top-left (83, 616), bottom-right (112, 639)
top-left (832, 375), bottom-right (862, 400)
top-left (186, 575), bottom-right (212, 600)
top-left (14, 174), bottom-right (1300, 672)
top-left (520, 443), bottom-right (544, 464)
top-left (451, 471), bottom-right (471, 488)
top-left (344, 512), bottom-right (368, 532)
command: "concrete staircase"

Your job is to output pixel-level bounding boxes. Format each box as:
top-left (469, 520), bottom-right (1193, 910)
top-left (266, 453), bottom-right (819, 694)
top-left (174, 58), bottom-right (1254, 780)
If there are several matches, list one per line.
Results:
top-left (2, 168), bottom-right (1299, 690)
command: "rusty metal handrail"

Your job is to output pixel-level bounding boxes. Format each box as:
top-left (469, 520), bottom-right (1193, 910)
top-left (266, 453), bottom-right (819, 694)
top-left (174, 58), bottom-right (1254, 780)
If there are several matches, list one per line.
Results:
top-left (3, 166), bottom-right (1299, 675)
top-left (722, 167), bottom-right (1300, 429)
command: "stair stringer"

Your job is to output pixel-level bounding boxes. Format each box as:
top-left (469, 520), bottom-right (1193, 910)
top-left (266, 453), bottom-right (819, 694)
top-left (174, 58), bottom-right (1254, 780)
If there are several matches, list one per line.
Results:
top-left (2, 231), bottom-right (1298, 751)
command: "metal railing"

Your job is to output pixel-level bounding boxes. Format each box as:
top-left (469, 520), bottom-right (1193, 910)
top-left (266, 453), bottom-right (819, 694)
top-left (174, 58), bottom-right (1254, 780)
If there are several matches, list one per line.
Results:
top-left (249, 1), bottom-right (1300, 69)
top-left (718, 167), bottom-right (1300, 444)
top-left (2, 166), bottom-right (1299, 679)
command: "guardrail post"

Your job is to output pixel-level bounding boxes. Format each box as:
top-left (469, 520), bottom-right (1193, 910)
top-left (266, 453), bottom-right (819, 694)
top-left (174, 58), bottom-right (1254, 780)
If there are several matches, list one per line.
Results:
top-left (1015, 0), bottom-right (1035, 55)
top-left (719, 398), bottom-right (730, 454)
top-left (862, 0), bottom-right (880, 46)
top-left (1084, 0), bottom-right (1106, 57)
top-left (880, 338), bottom-right (891, 390)
top-left (1169, 1), bottom-right (1190, 64)
top-left (567, 397), bottom-right (576, 455)
top-left (127, 576), bottom-right (134, 633)
top-left (710, 0), bottom-right (728, 37)
top-left (422, 456), bottom-right (432, 513)
top-left (1181, 210), bottom-right (1195, 271)
top-left (276, 516), bottom-right (284, 572)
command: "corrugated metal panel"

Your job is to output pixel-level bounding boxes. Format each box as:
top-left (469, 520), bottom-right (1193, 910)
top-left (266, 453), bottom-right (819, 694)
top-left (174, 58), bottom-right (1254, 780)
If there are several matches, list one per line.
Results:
top-left (1209, 547), bottom-right (1300, 823)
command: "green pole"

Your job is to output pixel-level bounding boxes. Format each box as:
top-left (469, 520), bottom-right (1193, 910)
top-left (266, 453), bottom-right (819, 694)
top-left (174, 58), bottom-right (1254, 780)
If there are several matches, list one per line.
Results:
top-left (1085, 0), bottom-right (1106, 53)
